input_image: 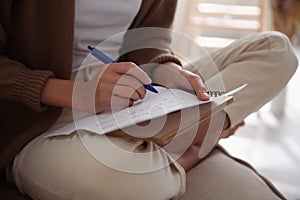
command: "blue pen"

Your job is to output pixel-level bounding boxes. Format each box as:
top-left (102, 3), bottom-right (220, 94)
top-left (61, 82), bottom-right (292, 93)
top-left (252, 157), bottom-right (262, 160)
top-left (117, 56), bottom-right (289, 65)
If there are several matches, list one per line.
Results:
top-left (88, 46), bottom-right (158, 94)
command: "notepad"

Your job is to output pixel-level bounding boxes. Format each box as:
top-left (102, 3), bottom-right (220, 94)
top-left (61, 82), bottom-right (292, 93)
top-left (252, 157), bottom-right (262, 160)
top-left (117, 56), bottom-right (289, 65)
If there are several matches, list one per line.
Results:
top-left (46, 84), bottom-right (246, 142)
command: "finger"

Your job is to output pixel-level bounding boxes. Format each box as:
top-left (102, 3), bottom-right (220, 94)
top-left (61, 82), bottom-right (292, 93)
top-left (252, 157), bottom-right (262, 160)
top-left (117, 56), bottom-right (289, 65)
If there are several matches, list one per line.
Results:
top-left (221, 131), bottom-right (233, 138)
top-left (99, 69), bottom-right (122, 84)
top-left (117, 75), bottom-right (147, 99)
top-left (110, 62), bottom-right (152, 85)
top-left (100, 68), bottom-right (147, 99)
top-left (221, 128), bottom-right (235, 138)
top-left (110, 95), bottom-right (134, 107)
top-left (188, 75), bottom-right (210, 101)
top-left (135, 85), bottom-right (147, 99)
top-left (96, 92), bottom-right (133, 109)
top-left (112, 84), bottom-right (141, 101)
top-left (100, 67), bottom-right (145, 99)
top-left (221, 122), bottom-right (243, 138)
top-left (238, 121), bottom-right (245, 126)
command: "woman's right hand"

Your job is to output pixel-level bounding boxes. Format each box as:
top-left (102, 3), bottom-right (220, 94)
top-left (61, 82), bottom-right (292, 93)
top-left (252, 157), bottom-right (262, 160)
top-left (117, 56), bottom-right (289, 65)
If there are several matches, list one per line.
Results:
top-left (41, 62), bottom-right (152, 113)
top-left (75, 62), bottom-right (152, 113)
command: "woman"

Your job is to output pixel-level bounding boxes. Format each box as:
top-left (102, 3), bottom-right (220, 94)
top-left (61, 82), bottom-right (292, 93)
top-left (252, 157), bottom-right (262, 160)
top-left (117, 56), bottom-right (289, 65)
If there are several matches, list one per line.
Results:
top-left (0, 0), bottom-right (298, 199)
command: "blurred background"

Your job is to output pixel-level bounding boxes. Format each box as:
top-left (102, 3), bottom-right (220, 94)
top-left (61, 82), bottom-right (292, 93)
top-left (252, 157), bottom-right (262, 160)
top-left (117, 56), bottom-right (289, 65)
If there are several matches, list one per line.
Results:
top-left (172, 0), bottom-right (300, 199)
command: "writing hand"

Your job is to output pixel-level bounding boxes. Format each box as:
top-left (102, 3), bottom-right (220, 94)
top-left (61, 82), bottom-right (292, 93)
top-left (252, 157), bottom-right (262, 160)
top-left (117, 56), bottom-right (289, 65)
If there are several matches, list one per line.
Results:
top-left (41, 62), bottom-right (151, 113)
top-left (78, 62), bottom-right (152, 113)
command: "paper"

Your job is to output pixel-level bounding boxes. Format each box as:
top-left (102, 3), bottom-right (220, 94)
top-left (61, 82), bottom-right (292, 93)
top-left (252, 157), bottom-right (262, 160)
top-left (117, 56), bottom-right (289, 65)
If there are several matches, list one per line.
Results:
top-left (46, 84), bottom-right (247, 138)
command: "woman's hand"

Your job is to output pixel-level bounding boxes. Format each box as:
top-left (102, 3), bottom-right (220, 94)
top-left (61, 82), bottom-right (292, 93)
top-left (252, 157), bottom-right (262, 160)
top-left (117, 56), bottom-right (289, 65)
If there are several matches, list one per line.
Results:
top-left (220, 121), bottom-right (245, 139)
top-left (41, 62), bottom-right (151, 113)
top-left (152, 62), bottom-right (210, 101)
top-left (77, 62), bottom-right (151, 113)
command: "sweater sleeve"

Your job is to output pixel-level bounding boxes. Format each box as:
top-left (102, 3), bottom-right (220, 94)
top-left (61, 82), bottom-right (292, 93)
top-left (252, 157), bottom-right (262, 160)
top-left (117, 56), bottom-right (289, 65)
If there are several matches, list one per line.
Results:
top-left (0, 56), bottom-right (55, 112)
top-left (118, 0), bottom-right (182, 77)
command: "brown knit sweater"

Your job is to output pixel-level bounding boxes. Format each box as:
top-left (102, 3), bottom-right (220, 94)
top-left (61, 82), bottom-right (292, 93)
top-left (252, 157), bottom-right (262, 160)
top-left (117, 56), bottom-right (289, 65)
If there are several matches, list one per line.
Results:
top-left (0, 0), bottom-right (180, 198)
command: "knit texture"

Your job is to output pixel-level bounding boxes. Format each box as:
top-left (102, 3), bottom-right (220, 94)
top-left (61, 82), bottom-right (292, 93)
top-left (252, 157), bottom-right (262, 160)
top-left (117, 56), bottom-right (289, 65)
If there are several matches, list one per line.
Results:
top-left (10, 69), bottom-right (54, 111)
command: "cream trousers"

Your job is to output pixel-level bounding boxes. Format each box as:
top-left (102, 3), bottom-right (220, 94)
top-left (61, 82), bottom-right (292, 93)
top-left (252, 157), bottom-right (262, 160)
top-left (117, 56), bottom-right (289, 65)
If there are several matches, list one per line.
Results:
top-left (11, 32), bottom-right (298, 200)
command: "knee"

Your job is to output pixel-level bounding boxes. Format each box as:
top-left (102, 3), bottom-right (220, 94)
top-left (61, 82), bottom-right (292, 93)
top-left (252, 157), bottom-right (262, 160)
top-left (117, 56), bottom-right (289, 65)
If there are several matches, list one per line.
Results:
top-left (266, 31), bottom-right (297, 69)
top-left (262, 31), bottom-right (290, 49)
top-left (260, 31), bottom-right (290, 49)
top-left (260, 31), bottom-right (298, 80)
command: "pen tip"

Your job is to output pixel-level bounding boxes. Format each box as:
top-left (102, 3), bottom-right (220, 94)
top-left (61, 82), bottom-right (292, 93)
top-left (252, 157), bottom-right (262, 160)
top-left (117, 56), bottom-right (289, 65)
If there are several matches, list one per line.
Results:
top-left (87, 46), bottom-right (94, 51)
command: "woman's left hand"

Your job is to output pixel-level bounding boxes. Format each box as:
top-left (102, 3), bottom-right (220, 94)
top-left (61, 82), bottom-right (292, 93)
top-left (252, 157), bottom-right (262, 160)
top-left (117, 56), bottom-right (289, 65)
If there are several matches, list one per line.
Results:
top-left (152, 62), bottom-right (210, 101)
top-left (220, 121), bottom-right (245, 139)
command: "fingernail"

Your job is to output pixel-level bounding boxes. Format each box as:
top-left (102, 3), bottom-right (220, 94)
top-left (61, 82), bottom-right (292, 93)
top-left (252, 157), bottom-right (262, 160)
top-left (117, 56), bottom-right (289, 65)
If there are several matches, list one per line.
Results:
top-left (204, 92), bottom-right (210, 98)
top-left (145, 78), bottom-right (152, 85)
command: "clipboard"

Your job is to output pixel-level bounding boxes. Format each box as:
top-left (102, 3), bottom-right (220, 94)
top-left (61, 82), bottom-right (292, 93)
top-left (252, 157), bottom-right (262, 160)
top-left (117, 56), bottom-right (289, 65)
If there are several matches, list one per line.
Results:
top-left (107, 95), bottom-right (234, 143)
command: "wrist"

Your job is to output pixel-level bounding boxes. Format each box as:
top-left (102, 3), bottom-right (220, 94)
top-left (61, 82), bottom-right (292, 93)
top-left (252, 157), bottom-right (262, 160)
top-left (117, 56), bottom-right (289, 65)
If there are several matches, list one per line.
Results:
top-left (152, 62), bottom-right (183, 87)
top-left (41, 78), bottom-right (74, 109)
